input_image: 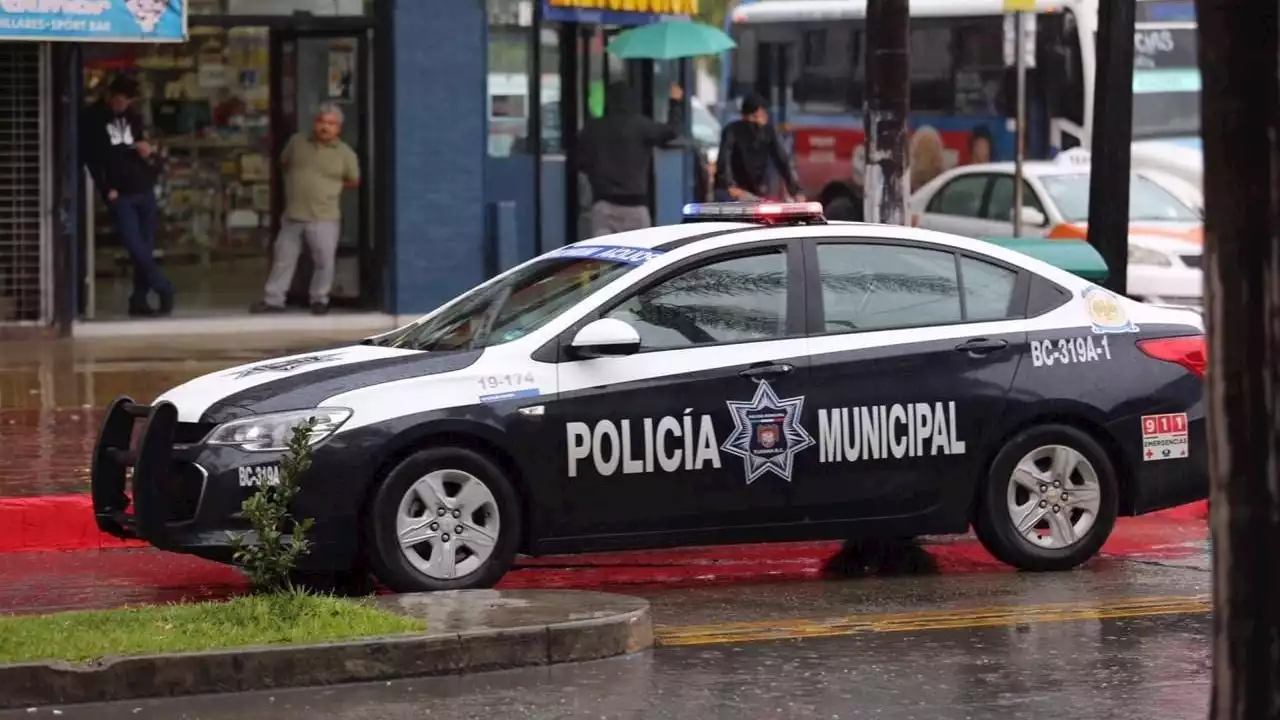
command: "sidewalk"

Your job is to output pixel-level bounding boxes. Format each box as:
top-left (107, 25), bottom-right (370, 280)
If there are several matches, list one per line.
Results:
top-left (0, 331), bottom-right (364, 497)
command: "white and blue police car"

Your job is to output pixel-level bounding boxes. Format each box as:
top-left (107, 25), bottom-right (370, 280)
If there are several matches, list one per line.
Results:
top-left (91, 202), bottom-right (1208, 592)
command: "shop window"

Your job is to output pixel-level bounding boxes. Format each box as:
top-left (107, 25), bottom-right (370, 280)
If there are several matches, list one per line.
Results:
top-left (82, 27), bottom-right (275, 318)
top-left (488, 26), bottom-right (533, 158)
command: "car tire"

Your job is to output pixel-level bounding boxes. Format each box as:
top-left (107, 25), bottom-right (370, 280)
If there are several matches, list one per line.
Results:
top-left (365, 447), bottom-right (522, 593)
top-left (824, 194), bottom-right (861, 221)
top-left (973, 424), bottom-right (1119, 571)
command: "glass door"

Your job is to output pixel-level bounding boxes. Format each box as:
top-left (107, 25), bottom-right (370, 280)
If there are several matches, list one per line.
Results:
top-left (271, 29), bottom-right (374, 309)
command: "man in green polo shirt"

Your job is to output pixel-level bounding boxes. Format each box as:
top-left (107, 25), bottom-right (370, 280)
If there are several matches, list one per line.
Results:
top-left (251, 102), bottom-right (359, 315)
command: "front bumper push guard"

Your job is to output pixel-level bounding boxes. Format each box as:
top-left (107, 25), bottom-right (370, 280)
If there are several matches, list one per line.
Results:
top-left (91, 397), bottom-right (179, 544)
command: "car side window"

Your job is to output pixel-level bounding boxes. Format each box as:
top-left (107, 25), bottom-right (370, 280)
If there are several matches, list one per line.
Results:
top-left (960, 256), bottom-right (1019, 321)
top-left (817, 243), bottom-right (962, 332)
top-left (925, 174), bottom-right (990, 218)
top-left (985, 176), bottom-right (1046, 222)
top-left (605, 249), bottom-right (789, 351)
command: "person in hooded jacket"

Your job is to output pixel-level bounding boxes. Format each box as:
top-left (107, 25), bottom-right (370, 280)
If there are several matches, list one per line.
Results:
top-left (82, 75), bottom-right (174, 317)
top-left (713, 92), bottom-right (804, 203)
top-left (578, 81), bottom-right (685, 237)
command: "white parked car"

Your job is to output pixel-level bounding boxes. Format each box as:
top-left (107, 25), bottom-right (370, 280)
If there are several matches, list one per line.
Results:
top-left (909, 156), bottom-right (1204, 307)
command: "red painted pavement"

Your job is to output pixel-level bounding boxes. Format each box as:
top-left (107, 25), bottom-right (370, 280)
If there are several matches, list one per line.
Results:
top-left (0, 492), bottom-right (1210, 555)
top-left (0, 514), bottom-right (1207, 616)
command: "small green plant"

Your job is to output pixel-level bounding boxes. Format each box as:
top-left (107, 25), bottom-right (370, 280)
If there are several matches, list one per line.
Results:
top-left (230, 420), bottom-right (317, 593)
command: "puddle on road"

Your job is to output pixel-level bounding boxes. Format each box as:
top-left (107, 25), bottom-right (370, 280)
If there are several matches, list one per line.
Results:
top-left (0, 333), bottom-right (357, 497)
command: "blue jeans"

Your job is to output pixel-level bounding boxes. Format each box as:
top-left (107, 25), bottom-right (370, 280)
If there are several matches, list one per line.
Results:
top-left (109, 192), bottom-right (173, 308)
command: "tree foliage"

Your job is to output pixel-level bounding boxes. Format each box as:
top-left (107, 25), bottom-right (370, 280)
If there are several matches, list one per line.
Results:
top-left (229, 421), bottom-right (317, 593)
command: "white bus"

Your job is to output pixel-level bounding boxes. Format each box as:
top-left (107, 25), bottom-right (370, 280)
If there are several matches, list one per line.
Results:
top-left (724, 0), bottom-right (1201, 219)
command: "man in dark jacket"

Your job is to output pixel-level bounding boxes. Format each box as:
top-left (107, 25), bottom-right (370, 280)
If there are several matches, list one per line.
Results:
top-left (578, 81), bottom-right (684, 237)
top-left (714, 92), bottom-right (804, 203)
top-left (82, 76), bottom-right (174, 317)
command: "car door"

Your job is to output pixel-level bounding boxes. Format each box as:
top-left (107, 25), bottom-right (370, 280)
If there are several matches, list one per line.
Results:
top-left (985, 174), bottom-right (1052, 237)
top-left (790, 238), bottom-right (1029, 528)
top-left (542, 239), bottom-right (813, 539)
top-left (917, 173), bottom-right (997, 238)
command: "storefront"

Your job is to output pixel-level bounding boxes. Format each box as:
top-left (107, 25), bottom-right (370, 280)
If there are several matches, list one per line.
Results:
top-left (0, 41), bottom-right (50, 327)
top-left (0, 0), bottom-right (699, 334)
top-left (78, 0), bottom-right (381, 320)
top-left (485, 0), bottom-right (699, 264)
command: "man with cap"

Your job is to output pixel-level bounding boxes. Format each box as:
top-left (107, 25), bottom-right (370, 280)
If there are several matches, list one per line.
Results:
top-left (713, 92), bottom-right (804, 203)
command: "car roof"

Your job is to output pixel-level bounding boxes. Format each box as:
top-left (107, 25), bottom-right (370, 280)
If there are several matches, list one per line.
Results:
top-left (936, 161), bottom-right (1092, 179)
top-left (566, 221), bottom-right (754, 250)
top-left (589, 219), bottom-right (1094, 292)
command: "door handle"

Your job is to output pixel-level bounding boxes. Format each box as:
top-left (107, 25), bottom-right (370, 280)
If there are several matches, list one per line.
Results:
top-left (954, 338), bottom-right (1009, 355)
top-left (740, 362), bottom-right (795, 381)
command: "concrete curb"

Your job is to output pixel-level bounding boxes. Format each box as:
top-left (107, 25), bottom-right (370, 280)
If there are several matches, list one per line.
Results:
top-left (0, 590), bottom-right (652, 710)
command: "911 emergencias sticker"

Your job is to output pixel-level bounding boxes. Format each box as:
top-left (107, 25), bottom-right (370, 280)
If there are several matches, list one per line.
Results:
top-left (1141, 413), bottom-right (1189, 462)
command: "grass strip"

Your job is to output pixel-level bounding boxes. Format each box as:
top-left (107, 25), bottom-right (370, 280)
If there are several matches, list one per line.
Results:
top-left (0, 592), bottom-right (425, 666)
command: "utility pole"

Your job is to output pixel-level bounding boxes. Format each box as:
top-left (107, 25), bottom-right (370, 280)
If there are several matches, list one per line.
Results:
top-left (1085, 0), bottom-right (1135, 295)
top-left (1007, 10), bottom-right (1035, 236)
top-left (1197, 2), bottom-right (1280, 718)
top-left (862, 0), bottom-right (908, 225)
top-left (1012, 10), bottom-right (1027, 237)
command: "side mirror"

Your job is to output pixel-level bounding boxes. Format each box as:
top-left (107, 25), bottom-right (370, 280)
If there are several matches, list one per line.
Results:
top-left (1016, 206), bottom-right (1047, 228)
top-left (569, 318), bottom-right (641, 359)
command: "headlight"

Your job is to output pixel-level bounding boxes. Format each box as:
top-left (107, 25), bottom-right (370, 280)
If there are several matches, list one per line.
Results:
top-left (1128, 245), bottom-right (1172, 267)
top-left (205, 408), bottom-right (352, 452)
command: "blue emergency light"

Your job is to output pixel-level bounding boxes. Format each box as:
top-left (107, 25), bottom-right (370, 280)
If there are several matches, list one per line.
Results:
top-left (681, 201), bottom-right (827, 225)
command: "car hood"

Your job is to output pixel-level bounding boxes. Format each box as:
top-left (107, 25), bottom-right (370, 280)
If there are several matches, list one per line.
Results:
top-left (156, 344), bottom-right (483, 424)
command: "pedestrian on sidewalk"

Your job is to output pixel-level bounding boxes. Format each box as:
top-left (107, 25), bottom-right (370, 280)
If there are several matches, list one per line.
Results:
top-left (82, 75), bottom-right (174, 318)
top-left (577, 81), bottom-right (685, 237)
top-left (713, 92), bottom-right (804, 203)
top-left (251, 102), bottom-right (360, 315)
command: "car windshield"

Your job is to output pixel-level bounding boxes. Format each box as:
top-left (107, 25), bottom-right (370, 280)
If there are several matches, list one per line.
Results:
top-left (1039, 173), bottom-right (1200, 223)
top-left (370, 256), bottom-right (636, 352)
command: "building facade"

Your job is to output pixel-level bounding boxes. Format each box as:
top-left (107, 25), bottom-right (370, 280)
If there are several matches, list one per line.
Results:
top-left (0, 0), bottom-right (696, 334)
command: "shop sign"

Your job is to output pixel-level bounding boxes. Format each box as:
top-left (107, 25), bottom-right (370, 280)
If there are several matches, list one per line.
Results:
top-left (542, 0), bottom-right (698, 26)
top-left (0, 0), bottom-right (188, 43)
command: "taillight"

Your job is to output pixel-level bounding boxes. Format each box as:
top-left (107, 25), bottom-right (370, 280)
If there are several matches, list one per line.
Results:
top-left (1137, 335), bottom-right (1206, 378)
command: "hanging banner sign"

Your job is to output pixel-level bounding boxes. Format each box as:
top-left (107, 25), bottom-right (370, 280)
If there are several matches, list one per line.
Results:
top-left (542, 0), bottom-right (698, 26)
top-left (0, 0), bottom-right (189, 43)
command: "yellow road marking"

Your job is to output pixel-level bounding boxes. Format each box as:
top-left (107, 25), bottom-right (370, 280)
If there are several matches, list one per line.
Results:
top-left (655, 595), bottom-right (1211, 647)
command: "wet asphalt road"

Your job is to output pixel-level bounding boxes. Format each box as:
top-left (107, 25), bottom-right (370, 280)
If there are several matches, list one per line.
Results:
top-left (8, 553), bottom-right (1213, 720)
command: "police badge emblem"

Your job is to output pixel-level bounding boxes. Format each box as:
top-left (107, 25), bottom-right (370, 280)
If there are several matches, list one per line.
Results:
top-left (1082, 285), bottom-right (1139, 334)
top-left (722, 381), bottom-right (815, 484)
top-left (755, 423), bottom-right (780, 450)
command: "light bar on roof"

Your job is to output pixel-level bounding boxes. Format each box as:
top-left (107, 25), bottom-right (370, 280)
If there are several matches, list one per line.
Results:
top-left (682, 201), bottom-right (826, 224)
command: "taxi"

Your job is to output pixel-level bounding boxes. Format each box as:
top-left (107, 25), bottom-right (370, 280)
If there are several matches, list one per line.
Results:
top-left (91, 203), bottom-right (1209, 592)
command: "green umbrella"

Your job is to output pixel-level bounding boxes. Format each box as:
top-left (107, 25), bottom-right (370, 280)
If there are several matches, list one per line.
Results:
top-left (606, 20), bottom-right (736, 61)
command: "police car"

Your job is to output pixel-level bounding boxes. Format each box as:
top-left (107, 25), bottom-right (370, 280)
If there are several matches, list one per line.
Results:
top-left (91, 203), bottom-right (1208, 592)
